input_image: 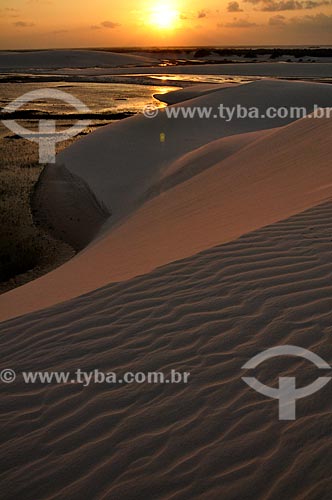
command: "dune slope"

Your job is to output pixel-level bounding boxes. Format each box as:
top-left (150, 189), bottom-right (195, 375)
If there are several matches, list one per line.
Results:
top-left (1, 108), bottom-right (332, 322)
top-left (0, 201), bottom-right (332, 499)
top-left (55, 80), bottom-right (332, 220)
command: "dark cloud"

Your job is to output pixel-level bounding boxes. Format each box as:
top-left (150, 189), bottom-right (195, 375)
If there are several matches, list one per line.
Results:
top-left (227, 1), bottom-right (244, 11)
top-left (197, 9), bottom-right (208, 18)
top-left (91, 21), bottom-right (121, 29)
top-left (269, 14), bottom-right (287, 24)
top-left (244, 0), bottom-right (331, 10)
top-left (13, 21), bottom-right (35, 27)
top-left (180, 9), bottom-right (211, 20)
top-left (290, 12), bottom-right (332, 25)
top-left (0, 7), bottom-right (19, 18)
top-left (218, 17), bottom-right (258, 27)
top-left (101, 21), bottom-right (121, 28)
top-left (267, 12), bottom-right (332, 29)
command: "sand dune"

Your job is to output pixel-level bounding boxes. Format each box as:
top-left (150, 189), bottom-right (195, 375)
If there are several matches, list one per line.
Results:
top-left (0, 50), bottom-right (157, 70)
top-left (1, 75), bottom-right (332, 498)
top-left (4, 111), bottom-right (330, 320)
top-left (0, 86), bottom-right (332, 320)
top-left (54, 80), bottom-right (332, 218)
top-left (1, 201), bottom-right (332, 499)
top-left (1, 80), bottom-right (332, 321)
top-left (153, 128), bottom-right (274, 193)
top-left (2, 48), bottom-right (331, 78)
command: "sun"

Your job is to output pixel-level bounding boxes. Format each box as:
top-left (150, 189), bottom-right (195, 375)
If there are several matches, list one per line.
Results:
top-left (149, 3), bottom-right (179, 29)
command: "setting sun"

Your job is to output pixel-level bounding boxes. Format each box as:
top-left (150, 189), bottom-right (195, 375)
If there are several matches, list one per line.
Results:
top-left (149, 2), bottom-right (179, 29)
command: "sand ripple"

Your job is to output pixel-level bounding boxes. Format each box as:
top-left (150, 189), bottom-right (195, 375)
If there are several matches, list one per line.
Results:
top-left (0, 202), bottom-right (332, 499)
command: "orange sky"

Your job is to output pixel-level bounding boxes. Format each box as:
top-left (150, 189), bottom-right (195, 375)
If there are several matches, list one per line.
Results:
top-left (0, 0), bottom-right (331, 48)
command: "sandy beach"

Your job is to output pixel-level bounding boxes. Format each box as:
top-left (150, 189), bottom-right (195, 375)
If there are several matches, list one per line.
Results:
top-left (1, 48), bottom-right (332, 499)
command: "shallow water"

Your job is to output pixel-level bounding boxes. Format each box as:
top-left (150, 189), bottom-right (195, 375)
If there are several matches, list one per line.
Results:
top-left (133, 73), bottom-right (256, 84)
top-left (0, 81), bottom-right (178, 116)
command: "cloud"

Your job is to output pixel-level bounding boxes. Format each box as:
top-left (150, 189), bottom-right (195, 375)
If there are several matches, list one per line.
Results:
top-left (0, 7), bottom-right (19, 18)
top-left (244, 0), bottom-right (331, 10)
top-left (304, 0), bottom-right (331, 5)
top-left (267, 12), bottom-right (332, 29)
top-left (180, 9), bottom-right (211, 20)
top-left (290, 12), bottom-right (332, 26)
top-left (90, 20), bottom-right (121, 29)
top-left (218, 17), bottom-right (257, 27)
top-left (52, 29), bottom-right (68, 34)
top-left (263, 0), bottom-right (330, 10)
top-left (13, 21), bottom-right (35, 27)
top-left (269, 14), bottom-right (287, 24)
top-left (197, 9), bottom-right (208, 18)
top-left (227, 1), bottom-right (244, 11)
top-left (101, 20), bottom-right (121, 28)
